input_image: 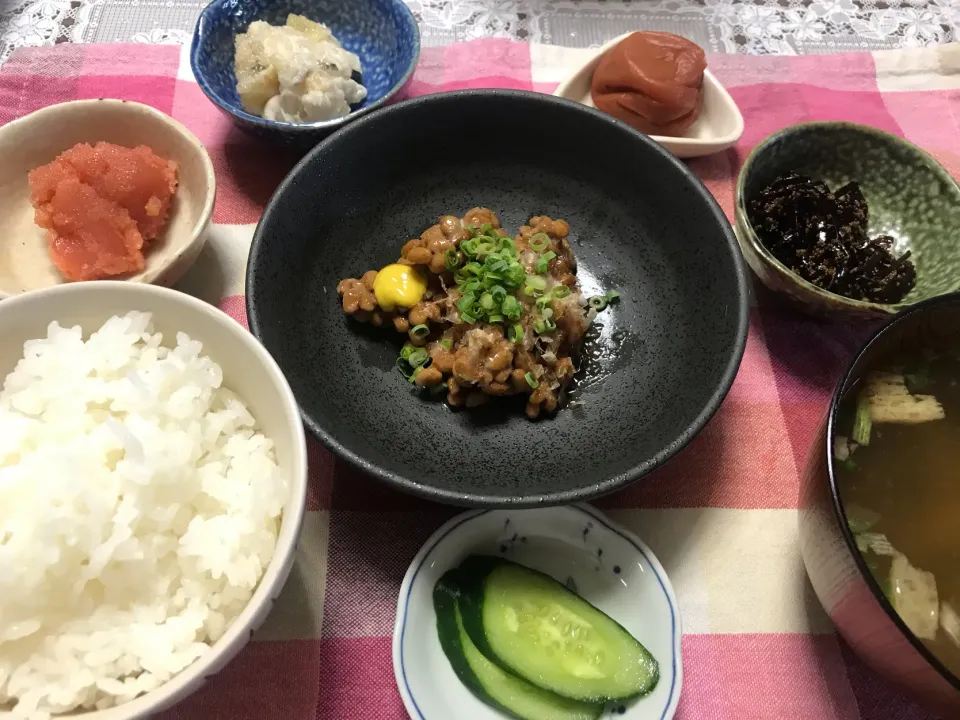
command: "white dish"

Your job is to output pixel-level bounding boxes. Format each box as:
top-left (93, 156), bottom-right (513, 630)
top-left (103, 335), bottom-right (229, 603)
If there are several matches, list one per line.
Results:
top-left (553, 33), bottom-right (744, 159)
top-left (0, 100), bottom-right (215, 298)
top-left (0, 281), bottom-right (308, 719)
top-left (393, 504), bottom-right (682, 720)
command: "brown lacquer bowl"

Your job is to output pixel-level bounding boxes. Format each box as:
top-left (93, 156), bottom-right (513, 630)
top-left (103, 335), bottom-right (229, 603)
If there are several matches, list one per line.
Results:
top-left (799, 292), bottom-right (960, 715)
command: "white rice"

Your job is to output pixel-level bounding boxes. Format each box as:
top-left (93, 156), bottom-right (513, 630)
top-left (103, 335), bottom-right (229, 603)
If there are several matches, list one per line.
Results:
top-left (0, 312), bottom-right (286, 718)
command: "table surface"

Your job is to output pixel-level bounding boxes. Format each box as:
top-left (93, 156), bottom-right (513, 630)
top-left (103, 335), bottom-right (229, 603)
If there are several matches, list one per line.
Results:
top-left (2, 0), bottom-right (960, 63)
top-left (1, 2), bottom-right (960, 720)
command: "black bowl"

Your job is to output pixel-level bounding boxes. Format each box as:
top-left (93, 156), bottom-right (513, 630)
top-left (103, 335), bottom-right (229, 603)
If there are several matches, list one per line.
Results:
top-left (247, 89), bottom-right (748, 506)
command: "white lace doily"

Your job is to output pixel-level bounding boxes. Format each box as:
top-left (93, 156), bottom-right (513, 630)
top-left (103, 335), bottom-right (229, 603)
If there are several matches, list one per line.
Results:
top-left (2, 0), bottom-right (959, 63)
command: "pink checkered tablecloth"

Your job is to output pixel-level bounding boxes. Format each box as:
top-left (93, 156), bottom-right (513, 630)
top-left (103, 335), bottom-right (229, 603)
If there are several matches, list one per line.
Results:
top-left (3, 38), bottom-right (960, 720)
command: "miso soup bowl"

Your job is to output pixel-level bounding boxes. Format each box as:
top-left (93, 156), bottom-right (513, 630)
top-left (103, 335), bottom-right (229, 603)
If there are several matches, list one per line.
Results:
top-left (799, 292), bottom-right (960, 714)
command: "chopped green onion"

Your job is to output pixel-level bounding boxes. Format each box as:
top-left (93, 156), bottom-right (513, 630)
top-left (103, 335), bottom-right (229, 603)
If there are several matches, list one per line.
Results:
top-left (474, 241), bottom-right (497, 257)
top-left (400, 343), bottom-right (415, 361)
top-left (502, 296), bottom-right (521, 319)
top-left (551, 285), bottom-right (571, 299)
top-left (411, 324), bottom-right (430, 340)
top-left (463, 224), bottom-right (476, 234)
top-left (540, 307), bottom-right (554, 320)
top-left (395, 357), bottom-right (413, 377)
top-left (408, 348), bottom-right (429, 367)
top-left (480, 223), bottom-right (493, 234)
top-left (845, 504), bottom-right (880, 534)
top-left (458, 293), bottom-right (476, 314)
top-left (843, 458), bottom-right (858, 472)
top-left (587, 290), bottom-right (620, 311)
top-left (504, 264), bottom-right (526, 288)
top-left (460, 279), bottom-right (481, 295)
top-left (440, 338), bottom-right (453, 350)
top-left (445, 249), bottom-right (461, 270)
top-left (852, 395), bottom-right (872, 446)
top-left (535, 251), bottom-right (557, 274)
top-left (534, 318), bottom-right (556, 334)
top-left (524, 372), bottom-right (539, 389)
top-left (530, 233), bottom-right (550, 252)
top-left (409, 367), bottom-right (422, 383)
top-left (536, 251), bottom-right (557, 274)
top-left (535, 296), bottom-right (551, 310)
top-left (524, 275), bottom-right (548, 297)
top-left (509, 323), bottom-right (524, 343)
top-left (449, 232), bottom-right (533, 329)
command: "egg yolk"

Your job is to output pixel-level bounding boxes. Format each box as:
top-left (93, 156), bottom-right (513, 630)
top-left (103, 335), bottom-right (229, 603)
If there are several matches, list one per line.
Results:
top-left (373, 264), bottom-right (427, 312)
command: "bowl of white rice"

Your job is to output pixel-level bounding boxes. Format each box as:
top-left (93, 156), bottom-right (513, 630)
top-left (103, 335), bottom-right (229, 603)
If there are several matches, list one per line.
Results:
top-left (0, 281), bottom-right (307, 719)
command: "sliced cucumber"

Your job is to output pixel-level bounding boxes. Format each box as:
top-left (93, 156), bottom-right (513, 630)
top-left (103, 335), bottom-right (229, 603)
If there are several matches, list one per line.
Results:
top-left (457, 555), bottom-right (659, 703)
top-left (434, 570), bottom-right (603, 720)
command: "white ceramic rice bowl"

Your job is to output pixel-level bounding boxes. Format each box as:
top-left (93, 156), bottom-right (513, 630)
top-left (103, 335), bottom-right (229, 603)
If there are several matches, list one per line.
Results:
top-left (0, 281), bottom-right (308, 719)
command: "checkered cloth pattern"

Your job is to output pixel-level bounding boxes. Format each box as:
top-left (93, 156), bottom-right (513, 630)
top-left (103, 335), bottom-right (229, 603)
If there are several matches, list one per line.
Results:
top-left (3, 38), bottom-right (960, 720)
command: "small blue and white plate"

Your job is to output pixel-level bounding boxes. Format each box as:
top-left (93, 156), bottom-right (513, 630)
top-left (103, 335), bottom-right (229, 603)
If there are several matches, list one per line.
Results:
top-left (393, 504), bottom-right (683, 720)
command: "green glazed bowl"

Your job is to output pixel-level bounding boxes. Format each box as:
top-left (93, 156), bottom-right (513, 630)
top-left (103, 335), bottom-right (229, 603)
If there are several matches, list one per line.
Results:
top-left (735, 121), bottom-right (960, 320)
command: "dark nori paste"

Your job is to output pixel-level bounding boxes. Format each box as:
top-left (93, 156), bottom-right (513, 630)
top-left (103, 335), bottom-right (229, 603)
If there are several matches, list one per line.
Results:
top-left (748, 172), bottom-right (916, 304)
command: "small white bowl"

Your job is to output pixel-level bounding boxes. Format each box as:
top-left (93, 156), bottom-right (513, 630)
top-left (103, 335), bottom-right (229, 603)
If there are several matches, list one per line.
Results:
top-left (393, 504), bottom-right (683, 720)
top-left (0, 281), bottom-right (308, 719)
top-left (0, 100), bottom-right (216, 298)
top-left (553, 33), bottom-right (744, 159)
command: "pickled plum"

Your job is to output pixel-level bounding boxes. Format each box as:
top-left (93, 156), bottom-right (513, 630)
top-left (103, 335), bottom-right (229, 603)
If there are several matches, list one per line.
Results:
top-left (591, 32), bottom-right (706, 138)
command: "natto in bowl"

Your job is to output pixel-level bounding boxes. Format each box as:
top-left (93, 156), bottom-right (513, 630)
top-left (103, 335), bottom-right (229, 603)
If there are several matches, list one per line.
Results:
top-left (190, 0), bottom-right (420, 147)
top-left (735, 121), bottom-right (960, 320)
top-left (246, 89), bottom-right (749, 508)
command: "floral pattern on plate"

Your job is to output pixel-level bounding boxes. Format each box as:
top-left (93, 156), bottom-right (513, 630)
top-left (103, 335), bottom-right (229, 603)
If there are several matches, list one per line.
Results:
top-left (393, 504), bottom-right (683, 720)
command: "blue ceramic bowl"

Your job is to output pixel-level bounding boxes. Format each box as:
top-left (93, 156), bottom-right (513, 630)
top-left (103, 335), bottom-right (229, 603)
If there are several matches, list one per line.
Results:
top-left (190, 0), bottom-right (420, 146)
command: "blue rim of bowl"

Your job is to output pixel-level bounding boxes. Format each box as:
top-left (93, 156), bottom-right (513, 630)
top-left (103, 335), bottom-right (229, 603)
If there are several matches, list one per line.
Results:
top-left (826, 291), bottom-right (960, 693)
top-left (391, 503), bottom-right (684, 720)
top-left (734, 120), bottom-right (960, 315)
top-left (189, 0), bottom-right (421, 133)
top-left (246, 88), bottom-right (750, 507)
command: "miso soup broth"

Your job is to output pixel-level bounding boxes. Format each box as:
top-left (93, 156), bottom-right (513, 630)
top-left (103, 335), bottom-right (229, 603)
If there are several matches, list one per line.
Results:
top-left (836, 348), bottom-right (960, 677)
